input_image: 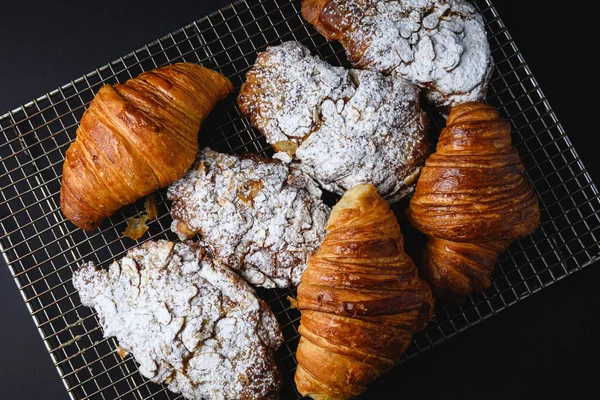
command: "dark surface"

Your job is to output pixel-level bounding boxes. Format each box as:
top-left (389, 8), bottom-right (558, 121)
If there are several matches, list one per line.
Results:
top-left (0, 1), bottom-right (598, 399)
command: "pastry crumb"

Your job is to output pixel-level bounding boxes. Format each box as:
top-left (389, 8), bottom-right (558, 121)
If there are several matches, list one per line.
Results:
top-left (116, 346), bottom-right (128, 359)
top-left (287, 296), bottom-right (298, 309)
top-left (144, 193), bottom-right (159, 220)
top-left (123, 214), bottom-right (150, 240)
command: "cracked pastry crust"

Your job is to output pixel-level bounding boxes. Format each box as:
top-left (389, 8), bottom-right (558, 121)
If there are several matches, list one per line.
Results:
top-left (167, 148), bottom-right (331, 289)
top-left (73, 240), bottom-right (283, 400)
top-left (302, 0), bottom-right (494, 110)
top-left (238, 41), bottom-right (429, 202)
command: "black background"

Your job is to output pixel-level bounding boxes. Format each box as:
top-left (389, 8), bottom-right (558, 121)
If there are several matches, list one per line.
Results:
top-left (0, 1), bottom-right (598, 399)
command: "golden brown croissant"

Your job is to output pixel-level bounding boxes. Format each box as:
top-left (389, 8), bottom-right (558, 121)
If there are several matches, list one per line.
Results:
top-left (295, 183), bottom-right (434, 400)
top-left (407, 102), bottom-right (540, 301)
top-left (60, 62), bottom-right (233, 230)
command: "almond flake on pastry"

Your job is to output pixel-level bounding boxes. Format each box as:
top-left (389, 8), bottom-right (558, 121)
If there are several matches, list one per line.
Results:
top-left (238, 41), bottom-right (429, 202)
top-left (73, 240), bottom-right (283, 400)
top-left (167, 148), bottom-right (330, 288)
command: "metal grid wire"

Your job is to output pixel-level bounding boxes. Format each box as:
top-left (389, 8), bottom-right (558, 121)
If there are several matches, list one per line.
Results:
top-left (1, 0), bottom-right (599, 399)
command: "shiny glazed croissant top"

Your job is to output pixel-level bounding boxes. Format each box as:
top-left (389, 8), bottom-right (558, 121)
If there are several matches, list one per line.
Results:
top-left (407, 102), bottom-right (540, 300)
top-left (60, 63), bottom-right (233, 230)
top-left (295, 184), bottom-right (434, 399)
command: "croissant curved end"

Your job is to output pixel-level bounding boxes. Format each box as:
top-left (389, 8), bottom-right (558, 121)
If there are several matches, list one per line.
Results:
top-left (301, 0), bottom-right (324, 24)
top-left (301, 0), bottom-right (345, 40)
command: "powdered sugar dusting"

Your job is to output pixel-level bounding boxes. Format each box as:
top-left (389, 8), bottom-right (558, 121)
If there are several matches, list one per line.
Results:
top-left (72, 240), bottom-right (283, 400)
top-left (312, 0), bottom-right (494, 109)
top-left (238, 41), bottom-right (429, 202)
top-left (167, 148), bottom-right (330, 288)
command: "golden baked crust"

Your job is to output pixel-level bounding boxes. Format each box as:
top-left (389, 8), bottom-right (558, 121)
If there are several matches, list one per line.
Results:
top-left (407, 102), bottom-right (540, 301)
top-left (294, 184), bottom-right (434, 399)
top-left (60, 63), bottom-right (233, 230)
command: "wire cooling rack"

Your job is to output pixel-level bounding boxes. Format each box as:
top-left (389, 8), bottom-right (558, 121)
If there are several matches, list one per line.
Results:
top-left (1, 0), bottom-right (599, 399)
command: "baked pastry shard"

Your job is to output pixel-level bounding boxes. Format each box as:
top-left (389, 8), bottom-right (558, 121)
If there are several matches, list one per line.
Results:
top-left (238, 41), bottom-right (429, 203)
top-left (60, 62), bottom-right (233, 231)
top-left (295, 184), bottom-right (434, 399)
top-left (167, 148), bottom-right (330, 289)
top-left (73, 240), bottom-right (283, 400)
top-left (302, 0), bottom-right (494, 110)
top-left (407, 102), bottom-right (540, 301)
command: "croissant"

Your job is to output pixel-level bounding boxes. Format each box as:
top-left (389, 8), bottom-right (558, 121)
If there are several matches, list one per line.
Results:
top-left (301, 0), bottom-right (494, 110)
top-left (237, 41), bottom-right (429, 203)
top-left (407, 102), bottom-right (540, 301)
top-left (60, 62), bottom-right (233, 230)
top-left (295, 183), bottom-right (434, 399)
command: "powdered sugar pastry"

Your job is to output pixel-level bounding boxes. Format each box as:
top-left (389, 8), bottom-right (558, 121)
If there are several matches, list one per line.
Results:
top-left (302, 0), bottom-right (494, 109)
top-left (238, 41), bottom-right (429, 202)
top-left (167, 148), bottom-right (330, 288)
top-left (72, 240), bottom-right (283, 400)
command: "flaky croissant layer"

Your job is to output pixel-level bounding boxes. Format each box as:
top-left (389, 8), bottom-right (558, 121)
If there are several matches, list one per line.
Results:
top-left (60, 62), bottom-right (233, 230)
top-left (295, 184), bottom-right (434, 400)
top-left (408, 102), bottom-right (540, 301)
